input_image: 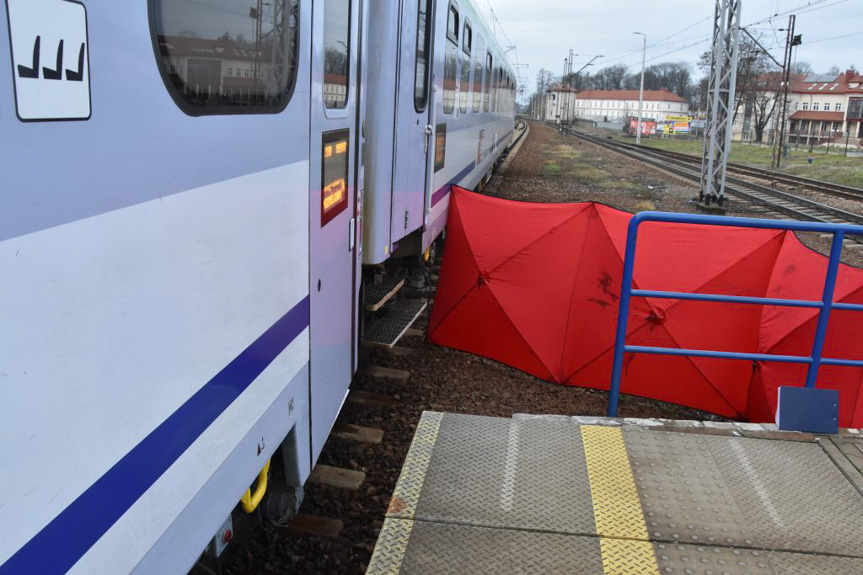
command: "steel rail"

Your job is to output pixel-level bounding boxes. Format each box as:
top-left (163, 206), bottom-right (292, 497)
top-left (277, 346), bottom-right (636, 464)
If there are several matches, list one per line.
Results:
top-left (551, 123), bottom-right (863, 230)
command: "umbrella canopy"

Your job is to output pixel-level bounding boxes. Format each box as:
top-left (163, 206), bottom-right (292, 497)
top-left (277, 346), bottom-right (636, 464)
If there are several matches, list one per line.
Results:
top-left (427, 187), bottom-right (863, 426)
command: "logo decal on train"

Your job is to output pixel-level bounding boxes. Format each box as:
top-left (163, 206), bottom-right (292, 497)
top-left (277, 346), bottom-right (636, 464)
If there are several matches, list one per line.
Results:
top-left (6, 0), bottom-right (91, 121)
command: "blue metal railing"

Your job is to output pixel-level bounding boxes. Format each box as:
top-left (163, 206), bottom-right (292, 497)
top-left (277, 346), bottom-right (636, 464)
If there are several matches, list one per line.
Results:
top-left (607, 211), bottom-right (863, 417)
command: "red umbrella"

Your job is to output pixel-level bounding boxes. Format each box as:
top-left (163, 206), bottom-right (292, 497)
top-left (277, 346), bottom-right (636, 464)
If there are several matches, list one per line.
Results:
top-left (428, 187), bottom-right (863, 425)
top-left (747, 234), bottom-right (863, 424)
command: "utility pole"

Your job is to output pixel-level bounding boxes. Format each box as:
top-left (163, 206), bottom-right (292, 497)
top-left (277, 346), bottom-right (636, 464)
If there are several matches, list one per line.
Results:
top-left (700, 0), bottom-right (742, 207)
top-left (567, 48), bottom-right (574, 124)
top-left (634, 32), bottom-right (646, 145)
top-left (771, 15), bottom-right (801, 170)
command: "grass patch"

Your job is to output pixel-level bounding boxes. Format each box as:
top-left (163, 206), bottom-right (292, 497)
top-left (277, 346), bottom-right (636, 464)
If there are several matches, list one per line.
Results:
top-left (551, 145), bottom-right (584, 160)
top-left (611, 133), bottom-right (863, 188)
top-left (545, 160), bottom-right (561, 176)
top-left (567, 163), bottom-right (609, 185)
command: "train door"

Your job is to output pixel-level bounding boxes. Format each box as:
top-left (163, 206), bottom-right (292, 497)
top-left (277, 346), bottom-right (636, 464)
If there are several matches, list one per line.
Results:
top-left (392, 0), bottom-right (435, 241)
top-left (309, 0), bottom-right (361, 461)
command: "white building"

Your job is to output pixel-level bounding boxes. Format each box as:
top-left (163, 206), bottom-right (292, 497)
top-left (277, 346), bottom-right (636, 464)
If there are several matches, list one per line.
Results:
top-left (157, 35), bottom-right (283, 104)
top-left (733, 69), bottom-right (863, 147)
top-left (541, 88), bottom-right (690, 124)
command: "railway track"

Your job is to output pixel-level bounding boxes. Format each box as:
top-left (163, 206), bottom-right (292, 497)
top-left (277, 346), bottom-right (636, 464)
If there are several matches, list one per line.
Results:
top-left (550, 123), bottom-right (863, 244)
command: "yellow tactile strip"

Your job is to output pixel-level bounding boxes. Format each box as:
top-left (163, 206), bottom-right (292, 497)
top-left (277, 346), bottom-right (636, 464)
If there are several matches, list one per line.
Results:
top-left (386, 411), bottom-right (443, 519)
top-left (366, 518), bottom-right (414, 574)
top-left (582, 425), bottom-right (660, 575)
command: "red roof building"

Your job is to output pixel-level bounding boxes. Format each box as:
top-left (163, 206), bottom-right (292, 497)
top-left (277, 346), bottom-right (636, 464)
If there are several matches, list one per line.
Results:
top-left (542, 87), bottom-right (690, 124)
top-left (734, 68), bottom-right (863, 146)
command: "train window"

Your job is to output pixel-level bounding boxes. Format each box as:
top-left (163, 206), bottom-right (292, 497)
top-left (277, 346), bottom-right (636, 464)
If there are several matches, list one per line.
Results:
top-left (434, 123), bottom-right (447, 172)
top-left (462, 22), bottom-right (472, 55)
top-left (473, 36), bottom-right (483, 112)
top-left (495, 68), bottom-right (503, 112)
top-left (491, 65), bottom-right (498, 112)
top-left (321, 130), bottom-right (350, 226)
top-left (443, 3), bottom-right (459, 114)
top-left (459, 20), bottom-right (472, 113)
top-left (324, 0), bottom-right (351, 109)
top-left (483, 52), bottom-right (492, 112)
top-left (414, 0), bottom-right (432, 111)
top-left (151, 0), bottom-right (299, 115)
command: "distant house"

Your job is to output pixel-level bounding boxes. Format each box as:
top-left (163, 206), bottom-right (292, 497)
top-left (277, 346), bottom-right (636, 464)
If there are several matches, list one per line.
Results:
top-left (789, 70), bottom-right (863, 146)
top-left (541, 87), bottom-right (690, 124)
top-left (733, 69), bottom-right (863, 147)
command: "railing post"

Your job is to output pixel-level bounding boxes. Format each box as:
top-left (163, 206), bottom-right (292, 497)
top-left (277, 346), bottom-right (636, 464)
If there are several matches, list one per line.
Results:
top-left (805, 231), bottom-right (845, 388)
top-left (608, 214), bottom-right (644, 416)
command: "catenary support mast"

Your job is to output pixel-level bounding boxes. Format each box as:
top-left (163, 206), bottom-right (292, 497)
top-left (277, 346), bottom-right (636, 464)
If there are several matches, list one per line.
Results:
top-left (771, 15), bottom-right (800, 170)
top-left (700, 0), bottom-right (742, 206)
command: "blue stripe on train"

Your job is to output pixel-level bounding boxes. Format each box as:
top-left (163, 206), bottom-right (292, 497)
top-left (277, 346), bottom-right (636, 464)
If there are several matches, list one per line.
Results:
top-left (0, 296), bottom-right (311, 575)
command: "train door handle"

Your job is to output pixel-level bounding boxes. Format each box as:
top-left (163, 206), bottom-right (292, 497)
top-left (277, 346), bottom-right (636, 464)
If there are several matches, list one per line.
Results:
top-left (348, 217), bottom-right (356, 251)
top-left (425, 124), bottom-right (433, 154)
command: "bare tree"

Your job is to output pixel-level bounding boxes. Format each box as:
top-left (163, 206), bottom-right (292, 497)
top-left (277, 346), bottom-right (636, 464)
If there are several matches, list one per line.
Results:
top-left (699, 32), bottom-right (778, 125)
top-left (534, 69), bottom-right (556, 119)
top-left (589, 64), bottom-right (628, 90)
top-left (750, 74), bottom-right (781, 142)
top-left (792, 61), bottom-right (813, 76)
top-left (535, 68), bottom-right (555, 94)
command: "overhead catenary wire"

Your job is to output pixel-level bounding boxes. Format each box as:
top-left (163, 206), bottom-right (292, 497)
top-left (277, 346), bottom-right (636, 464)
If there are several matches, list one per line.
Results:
top-left (805, 30), bottom-right (863, 44)
top-left (530, 0), bottom-right (853, 92)
top-left (593, 0), bottom-right (851, 77)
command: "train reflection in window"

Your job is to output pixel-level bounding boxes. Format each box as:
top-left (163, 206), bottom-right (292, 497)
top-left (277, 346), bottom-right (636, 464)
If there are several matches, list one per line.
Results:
top-left (322, 130), bottom-right (350, 226)
top-left (324, 0), bottom-right (351, 109)
top-left (152, 0), bottom-right (299, 114)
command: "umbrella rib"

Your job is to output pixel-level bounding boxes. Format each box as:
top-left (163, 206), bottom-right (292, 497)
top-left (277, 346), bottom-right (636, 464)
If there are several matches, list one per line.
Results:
top-left (762, 282), bottom-right (863, 358)
top-left (428, 200), bottom-right (484, 335)
top-left (655, 232), bottom-right (786, 318)
top-left (674, 336), bottom-right (746, 419)
top-left (427, 282), bottom-right (479, 338)
top-left (563, 317), bottom-right (655, 382)
top-left (485, 208), bottom-right (590, 278)
top-left (632, 234), bottom-right (787, 419)
top-left (562, 318), bottom-right (744, 418)
top-left (851, 367), bottom-right (863, 426)
top-left (558, 206), bottom-right (598, 380)
top-left (485, 281), bottom-right (560, 382)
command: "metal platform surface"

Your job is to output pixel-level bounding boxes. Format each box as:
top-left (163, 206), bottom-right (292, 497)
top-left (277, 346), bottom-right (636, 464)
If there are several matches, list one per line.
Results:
top-left (368, 412), bottom-right (863, 574)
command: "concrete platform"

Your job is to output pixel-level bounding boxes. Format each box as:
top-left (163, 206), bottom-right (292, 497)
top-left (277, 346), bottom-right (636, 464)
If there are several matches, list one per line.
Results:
top-left (368, 412), bottom-right (863, 574)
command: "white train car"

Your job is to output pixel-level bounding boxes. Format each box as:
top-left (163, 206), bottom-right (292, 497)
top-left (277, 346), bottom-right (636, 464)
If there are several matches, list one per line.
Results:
top-left (0, 0), bottom-right (514, 573)
top-left (364, 0), bottom-right (516, 264)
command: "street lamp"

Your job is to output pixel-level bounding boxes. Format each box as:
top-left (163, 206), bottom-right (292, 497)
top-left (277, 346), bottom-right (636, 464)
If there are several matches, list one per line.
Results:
top-left (634, 32), bottom-right (646, 145)
top-left (572, 54), bottom-right (604, 78)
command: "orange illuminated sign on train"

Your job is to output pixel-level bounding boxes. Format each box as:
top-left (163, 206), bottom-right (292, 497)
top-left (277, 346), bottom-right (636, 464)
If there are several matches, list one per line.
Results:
top-left (323, 178), bottom-right (346, 211)
top-left (321, 133), bottom-right (349, 226)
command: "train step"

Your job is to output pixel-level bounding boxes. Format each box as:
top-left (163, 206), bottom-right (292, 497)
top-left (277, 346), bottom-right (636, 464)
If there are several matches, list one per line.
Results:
top-left (364, 274), bottom-right (405, 312)
top-left (362, 299), bottom-right (427, 348)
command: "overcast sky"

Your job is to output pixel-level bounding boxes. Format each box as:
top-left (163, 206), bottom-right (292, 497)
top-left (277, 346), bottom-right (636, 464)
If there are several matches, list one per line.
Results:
top-left (476, 0), bottom-right (862, 94)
